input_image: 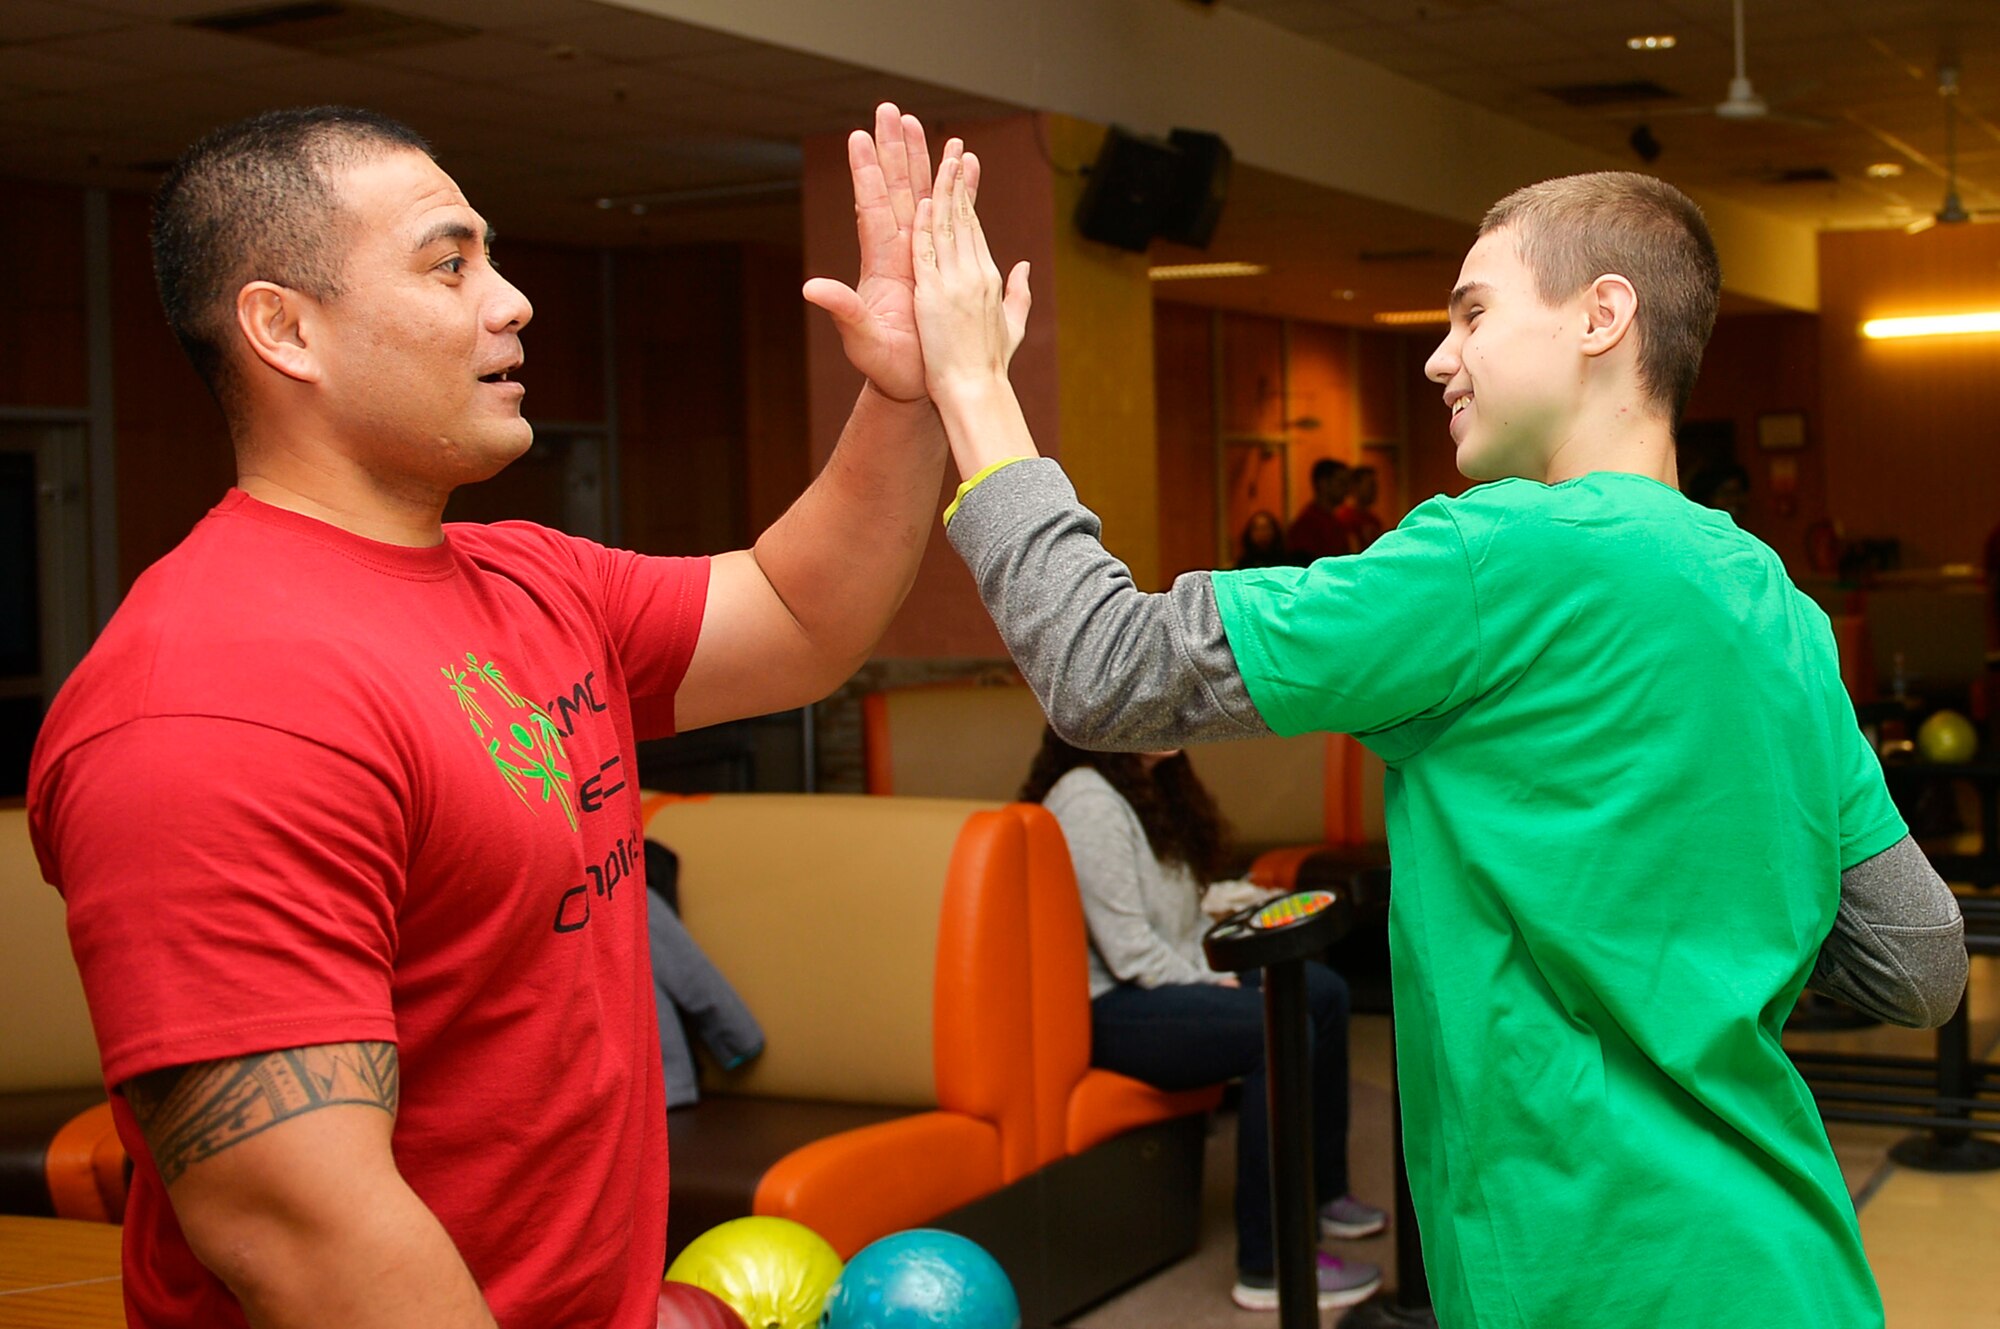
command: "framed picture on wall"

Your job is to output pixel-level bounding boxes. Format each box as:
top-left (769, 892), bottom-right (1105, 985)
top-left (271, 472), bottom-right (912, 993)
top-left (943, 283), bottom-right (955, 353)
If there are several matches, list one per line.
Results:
top-left (1756, 412), bottom-right (1807, 451)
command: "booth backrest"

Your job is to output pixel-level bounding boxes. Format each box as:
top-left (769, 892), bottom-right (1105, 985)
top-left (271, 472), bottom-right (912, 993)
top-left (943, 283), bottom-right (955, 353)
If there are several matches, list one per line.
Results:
top-left (0, 808), bottom-right (101, 1094)
top-left (862, 682), bottom-right (1387, 848)
top-left (641, 794), bottom-right (994, 1111)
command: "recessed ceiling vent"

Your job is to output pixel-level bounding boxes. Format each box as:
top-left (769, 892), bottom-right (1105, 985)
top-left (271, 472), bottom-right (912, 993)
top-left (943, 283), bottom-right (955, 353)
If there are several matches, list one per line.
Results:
top-left (181, 3), bottom-right (476, 55)
top-left (1538, 80), bottom-right (1679, 107)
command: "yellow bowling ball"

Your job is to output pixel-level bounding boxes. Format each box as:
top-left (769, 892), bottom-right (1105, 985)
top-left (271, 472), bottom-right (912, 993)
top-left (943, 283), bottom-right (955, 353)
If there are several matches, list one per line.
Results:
top-left (1917, 710), bottom-right (1979, 764)
top-left (666, 1217), bottom-right (843, 1329)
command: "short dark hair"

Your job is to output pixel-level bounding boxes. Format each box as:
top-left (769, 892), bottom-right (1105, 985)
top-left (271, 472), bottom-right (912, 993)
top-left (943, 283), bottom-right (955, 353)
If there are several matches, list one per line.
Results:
top-left (1310, 458), bottom-right (1349, 486)
top-left (151, 106), bottom-right (432, 406)
top-left (1480, 172), bottom-right (1720, 424)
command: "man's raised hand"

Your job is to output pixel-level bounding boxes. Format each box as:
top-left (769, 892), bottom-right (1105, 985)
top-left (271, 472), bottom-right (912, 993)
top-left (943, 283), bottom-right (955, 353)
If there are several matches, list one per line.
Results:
top-left (803, 103), bottom-right (980, 404)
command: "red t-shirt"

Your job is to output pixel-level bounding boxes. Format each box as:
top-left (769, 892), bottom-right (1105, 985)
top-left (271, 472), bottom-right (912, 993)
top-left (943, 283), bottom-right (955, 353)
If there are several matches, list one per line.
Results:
top-left (1286, 502), bottom-right (1352, 562)
top-left (1333, 503), bottom-right (1384, 553)
top-left (29, 491), bottom-right (709, 1328)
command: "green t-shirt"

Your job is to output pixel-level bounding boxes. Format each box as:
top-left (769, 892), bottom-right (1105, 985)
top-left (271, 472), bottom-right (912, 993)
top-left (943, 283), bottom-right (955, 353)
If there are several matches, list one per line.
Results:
top-left (1212, 472), bottom-right (1906, 1329)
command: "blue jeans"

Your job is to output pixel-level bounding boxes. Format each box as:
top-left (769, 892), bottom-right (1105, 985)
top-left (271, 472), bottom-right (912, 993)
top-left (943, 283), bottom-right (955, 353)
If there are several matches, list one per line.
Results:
top-left (1088, 962), bottom-right (1353, 1277)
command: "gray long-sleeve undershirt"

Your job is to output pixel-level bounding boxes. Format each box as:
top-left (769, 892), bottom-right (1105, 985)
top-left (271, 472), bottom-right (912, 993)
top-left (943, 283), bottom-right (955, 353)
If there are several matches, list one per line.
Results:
top-left (946, 458), bottom-right (1967, 1030)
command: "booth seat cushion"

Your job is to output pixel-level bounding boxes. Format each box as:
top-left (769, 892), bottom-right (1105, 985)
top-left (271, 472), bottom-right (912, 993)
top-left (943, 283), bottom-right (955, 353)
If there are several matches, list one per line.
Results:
top-left (755, 1111), bottom-right (1003, 1259)
top-left (666, 1097), bottom-right (917, 1261)
top-left (1068, 1071), bottom-right (1223, 1156)
top-left (0, 1088), bottom-right (111, 1218)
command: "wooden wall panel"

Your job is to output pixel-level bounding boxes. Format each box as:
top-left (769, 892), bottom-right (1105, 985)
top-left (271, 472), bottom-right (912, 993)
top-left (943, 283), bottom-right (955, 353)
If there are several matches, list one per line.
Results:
top-left (108, 192), bottom-right (233, 592)
top-left (1285, 319), bottom-right (1357, 519)
top-left (1154, 301), bottom-right (1217, 579)
top-left (0, 180), bottom-right (88, 409)
top-left (614, 246), bottom-right (748, 558)
top-left (499, 240), bottom-right (604, 427)
top-left (1681, 312), bottom-right (1822, 567)
top-left (738, 244), bottom-right (811, 541)
top-left (1818, 225), bottom-right (2000, 569)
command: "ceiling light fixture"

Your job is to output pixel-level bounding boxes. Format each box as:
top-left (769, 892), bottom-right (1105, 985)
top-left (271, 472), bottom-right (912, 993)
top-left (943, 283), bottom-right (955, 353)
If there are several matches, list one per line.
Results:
top-left (1866, 162), bottom-right (1905, 179)
top-left (1860, 312), bottom-right (2000, 340)
top-left (1373, 309), bottom-right (1451, 326)
top-left (1148, 262), bottom-right (1268, 280)
top-left (1625, 34), bottom-right (1677, 51)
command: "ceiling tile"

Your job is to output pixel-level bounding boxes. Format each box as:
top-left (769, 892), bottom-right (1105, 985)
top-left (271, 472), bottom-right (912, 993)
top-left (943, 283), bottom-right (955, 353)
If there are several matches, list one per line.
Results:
top-left (0, 45), bottom-right (149, 91)
top-left (365, 32), bottom-right (610, 83)
top-left (506, 10), bottom-right (756, 63)
top-left (0, 0), bottom-right (126, 43)
top-left (36, 22), bottom-right (311, 75)
top-left (663, 43), bottom-right (865, 92)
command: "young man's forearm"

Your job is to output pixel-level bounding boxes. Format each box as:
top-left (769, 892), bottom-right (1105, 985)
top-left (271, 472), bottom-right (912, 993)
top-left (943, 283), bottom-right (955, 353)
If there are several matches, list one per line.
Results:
top-left (748, 384), bottom-right (951, 677)
top-left (944, 456), bottom-right (1266, 750)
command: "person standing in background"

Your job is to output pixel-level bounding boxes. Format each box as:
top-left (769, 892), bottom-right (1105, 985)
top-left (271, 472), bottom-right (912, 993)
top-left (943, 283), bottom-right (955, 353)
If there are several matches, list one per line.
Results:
top-left (1287, 458), bottom-right (1354, 561)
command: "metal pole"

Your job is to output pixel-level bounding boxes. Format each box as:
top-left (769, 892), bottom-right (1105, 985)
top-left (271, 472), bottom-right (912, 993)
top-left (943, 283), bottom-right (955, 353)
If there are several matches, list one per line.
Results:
top-left (1264, 960), bottom-right (1319, 1329)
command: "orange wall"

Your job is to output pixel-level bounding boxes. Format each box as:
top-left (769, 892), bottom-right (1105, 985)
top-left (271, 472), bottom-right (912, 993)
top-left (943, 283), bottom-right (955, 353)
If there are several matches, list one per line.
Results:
top-left (800, 114), bottom-right (1061, 659)
top-left (1818, 225), bottom-right (2000, 569)
top-left (1154, 304), bottom-right (1413, 572)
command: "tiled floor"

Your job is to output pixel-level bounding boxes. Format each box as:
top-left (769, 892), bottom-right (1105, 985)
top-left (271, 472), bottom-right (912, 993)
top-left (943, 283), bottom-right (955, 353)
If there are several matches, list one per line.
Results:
top-left (1074, 956), bottom-right (2000, 1328)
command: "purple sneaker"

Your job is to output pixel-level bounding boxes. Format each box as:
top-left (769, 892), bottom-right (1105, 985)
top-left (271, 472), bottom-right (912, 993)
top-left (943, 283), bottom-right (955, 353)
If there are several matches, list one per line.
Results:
top-left (1320, 1194), bottom-right (1389, 1239)
top-left (1230, 1253), bottom-right (1383, 1311)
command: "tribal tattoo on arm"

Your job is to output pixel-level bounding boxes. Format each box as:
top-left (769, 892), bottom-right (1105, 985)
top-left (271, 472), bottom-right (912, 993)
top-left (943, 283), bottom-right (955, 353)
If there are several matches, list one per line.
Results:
top-left (122, 1042), bottom-right (400, 1186)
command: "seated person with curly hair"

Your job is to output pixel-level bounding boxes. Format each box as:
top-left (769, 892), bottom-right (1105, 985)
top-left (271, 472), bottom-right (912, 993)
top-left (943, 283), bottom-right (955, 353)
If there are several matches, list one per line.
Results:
top-left (1020, 725), bottom-right (1385, 1312)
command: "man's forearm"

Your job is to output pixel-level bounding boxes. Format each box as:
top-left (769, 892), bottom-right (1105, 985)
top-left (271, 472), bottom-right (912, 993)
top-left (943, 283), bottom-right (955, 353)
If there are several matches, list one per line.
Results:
top-left (945, 457), bottom-right (1268, 750)
top-left (749, 384), bottom-right (950, 677)
top-left (211, 1182), bottom-right (496, 1329)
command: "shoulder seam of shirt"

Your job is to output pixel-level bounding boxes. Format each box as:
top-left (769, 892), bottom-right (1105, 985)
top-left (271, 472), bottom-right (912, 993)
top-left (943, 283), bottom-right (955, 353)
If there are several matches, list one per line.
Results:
top-left (1437, 504), bottom-right (1487, 702)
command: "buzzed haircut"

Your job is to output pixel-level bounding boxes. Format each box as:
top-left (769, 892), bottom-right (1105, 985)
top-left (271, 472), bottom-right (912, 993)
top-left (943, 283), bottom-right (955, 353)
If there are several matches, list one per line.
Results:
top-left (1480, 172), bottom-right (1720, 424)
top-left (1311, 458), bottom-right (1349, 485)
top-left (151, 106), bottom-right (432, 407)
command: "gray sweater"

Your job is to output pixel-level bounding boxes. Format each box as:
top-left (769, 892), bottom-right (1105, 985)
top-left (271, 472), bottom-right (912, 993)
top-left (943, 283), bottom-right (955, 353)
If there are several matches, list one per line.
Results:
top-left (949, 459), bottom-right (1967, 1029)
top-left (1044, 766), bottom-right (1226, 996)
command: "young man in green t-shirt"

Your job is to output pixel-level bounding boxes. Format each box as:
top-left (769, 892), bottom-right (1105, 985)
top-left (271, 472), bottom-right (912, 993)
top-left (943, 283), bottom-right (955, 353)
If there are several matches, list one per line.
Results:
top-left (906, 156), bottom-right (1966, 1325)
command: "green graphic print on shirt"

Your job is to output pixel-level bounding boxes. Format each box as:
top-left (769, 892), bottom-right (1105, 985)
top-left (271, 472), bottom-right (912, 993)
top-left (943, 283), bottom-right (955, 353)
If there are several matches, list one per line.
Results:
top-left (441, 651), bottom-right (578, 832)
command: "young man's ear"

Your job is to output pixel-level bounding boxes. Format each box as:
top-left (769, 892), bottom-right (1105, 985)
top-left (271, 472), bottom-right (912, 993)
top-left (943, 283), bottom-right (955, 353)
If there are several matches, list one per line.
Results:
top-left (1579, 274), bottom-right (1639, 360)
top-left (234, 281), bottom-right (322, 385)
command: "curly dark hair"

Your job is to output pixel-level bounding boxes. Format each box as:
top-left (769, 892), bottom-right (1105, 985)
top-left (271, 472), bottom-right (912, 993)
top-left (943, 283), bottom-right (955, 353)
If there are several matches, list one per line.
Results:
top-left (1018, 726), bottom-right (1230, 887)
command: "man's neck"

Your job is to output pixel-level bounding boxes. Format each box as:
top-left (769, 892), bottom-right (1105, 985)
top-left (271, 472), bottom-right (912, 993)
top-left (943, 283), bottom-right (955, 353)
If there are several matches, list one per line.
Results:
top-left (235, 425), bottom-right (449, 548)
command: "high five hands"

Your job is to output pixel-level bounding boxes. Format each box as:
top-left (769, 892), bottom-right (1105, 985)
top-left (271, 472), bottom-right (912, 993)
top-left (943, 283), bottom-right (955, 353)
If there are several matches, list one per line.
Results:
top-left (805, 103), bottom-right (1037, 475)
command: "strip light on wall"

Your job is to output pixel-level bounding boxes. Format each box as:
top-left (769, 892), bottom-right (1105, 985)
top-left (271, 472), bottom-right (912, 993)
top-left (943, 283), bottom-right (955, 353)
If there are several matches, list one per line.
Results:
top-left (1147, 262), bottom-right (1269, 280)
top-left (1860, 312), bottom-right (2000, 340)
top-left (1373, 309), bottom-right (1450, 326)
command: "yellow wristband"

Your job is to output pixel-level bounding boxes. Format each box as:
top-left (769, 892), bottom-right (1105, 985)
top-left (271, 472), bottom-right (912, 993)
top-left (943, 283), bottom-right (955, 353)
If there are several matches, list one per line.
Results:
top-left (942, 456), bottom-right (1032, 528)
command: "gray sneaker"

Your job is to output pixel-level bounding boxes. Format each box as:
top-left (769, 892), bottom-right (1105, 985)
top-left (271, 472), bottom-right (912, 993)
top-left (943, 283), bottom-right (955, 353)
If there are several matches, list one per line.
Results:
top-left (1320, 1194), bottom-right (1389, 1240)
top-left (1230, 1253), bottom-right (1383, 1311)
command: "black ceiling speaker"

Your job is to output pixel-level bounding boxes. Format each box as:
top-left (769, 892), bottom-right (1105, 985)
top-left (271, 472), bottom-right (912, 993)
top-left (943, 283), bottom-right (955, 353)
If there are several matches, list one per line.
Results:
top-left (1075, 126), bottom-right (1233, 253)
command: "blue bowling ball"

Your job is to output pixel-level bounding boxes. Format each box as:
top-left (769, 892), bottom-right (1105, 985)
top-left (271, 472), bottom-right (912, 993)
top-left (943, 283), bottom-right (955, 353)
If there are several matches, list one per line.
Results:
top-left (819, 1230), bottom-right (1019, 1329)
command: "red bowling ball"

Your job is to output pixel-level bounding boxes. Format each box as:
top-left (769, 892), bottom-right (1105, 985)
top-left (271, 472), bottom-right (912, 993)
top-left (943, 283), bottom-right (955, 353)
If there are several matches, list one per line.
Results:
top-left (658, 1280), bottom-right (750, 1329)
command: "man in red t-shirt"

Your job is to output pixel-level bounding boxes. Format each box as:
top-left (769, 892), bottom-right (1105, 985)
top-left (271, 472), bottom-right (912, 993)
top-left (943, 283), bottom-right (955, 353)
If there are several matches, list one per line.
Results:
top-left (28, 102), bottom-right (1003, 1329)
top-left (1333, 465), bottom-right (1385, 553)
top-left (1286, 458), bottom-right (1354, 562)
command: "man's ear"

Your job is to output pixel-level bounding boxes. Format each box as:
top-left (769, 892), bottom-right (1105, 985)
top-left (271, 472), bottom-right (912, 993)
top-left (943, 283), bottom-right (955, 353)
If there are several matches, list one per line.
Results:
top-left (233, 281), bottom-right (321, 385)
top-left (1579, 273), bottom-right (1639, 361)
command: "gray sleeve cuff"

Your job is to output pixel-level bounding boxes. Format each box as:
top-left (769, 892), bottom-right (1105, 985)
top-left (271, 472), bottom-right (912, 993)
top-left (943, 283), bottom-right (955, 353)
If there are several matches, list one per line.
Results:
top-left (1812, 835), bottom-right (1967, 1029)
top-left (946, 458), bottom-right (1269, 750)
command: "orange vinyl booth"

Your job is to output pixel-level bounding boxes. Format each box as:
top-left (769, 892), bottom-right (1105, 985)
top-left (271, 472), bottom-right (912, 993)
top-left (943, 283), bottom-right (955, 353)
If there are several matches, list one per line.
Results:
top-left (644, 793), bottom-right (1219, 1324)
top-left (0, 806), bottom-right (129, 1224)
top-left (859, 679), bottom-right (1388, 854)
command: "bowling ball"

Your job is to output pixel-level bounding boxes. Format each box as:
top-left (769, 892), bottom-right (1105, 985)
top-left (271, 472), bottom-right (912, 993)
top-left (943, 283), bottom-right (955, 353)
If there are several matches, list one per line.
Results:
top-left (659, 1280), bottom-right (749, 1329)
top-left (1917, 709), bottom-right (1979, 764)
top-left (667, 1217), bottom-right (844, 1329)
top-left (819, 1229), bottom-right (1019, 1329)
